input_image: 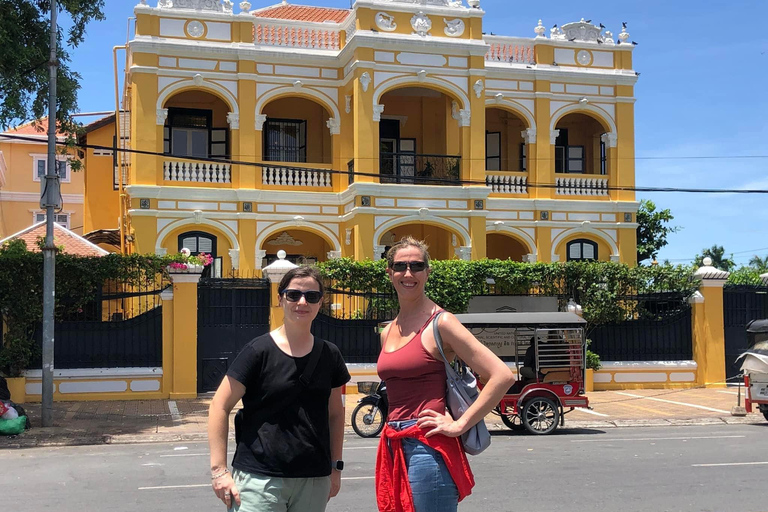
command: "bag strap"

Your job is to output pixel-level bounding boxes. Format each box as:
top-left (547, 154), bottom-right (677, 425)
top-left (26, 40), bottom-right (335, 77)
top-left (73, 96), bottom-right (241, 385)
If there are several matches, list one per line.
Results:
top-left (432, 311), bottom-right (466, 378)
top-left (299, 337), bottom-right (323, 387)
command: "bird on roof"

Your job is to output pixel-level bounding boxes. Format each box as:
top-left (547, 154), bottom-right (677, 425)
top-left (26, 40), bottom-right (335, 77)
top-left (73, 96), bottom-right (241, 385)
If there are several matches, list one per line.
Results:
top-left (631, 40), bottom-right (638, 45)
top-left (568, 37), bottom-right (576, 42)
top-left (622, 21), bottom-right (627, 29)
top-left (599, 23), bottom-right (605, 29)
top-left (585, 19), bottom-right (592, 23)
top-left (552, 24), bottom-right (557, 28)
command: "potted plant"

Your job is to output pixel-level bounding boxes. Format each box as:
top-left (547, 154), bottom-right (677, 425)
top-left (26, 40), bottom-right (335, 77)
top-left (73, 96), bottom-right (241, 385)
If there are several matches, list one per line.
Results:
top-left (166, 249), bottom-right (214, 274)
top-left (0, 334), bottom-right (34, 403)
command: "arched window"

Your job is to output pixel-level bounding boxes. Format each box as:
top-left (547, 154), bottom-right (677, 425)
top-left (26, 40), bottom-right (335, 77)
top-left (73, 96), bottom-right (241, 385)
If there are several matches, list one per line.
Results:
top-left (178, 231), bottom-right (221, 277)
top-left (567, 239), bottom-right (598, 261)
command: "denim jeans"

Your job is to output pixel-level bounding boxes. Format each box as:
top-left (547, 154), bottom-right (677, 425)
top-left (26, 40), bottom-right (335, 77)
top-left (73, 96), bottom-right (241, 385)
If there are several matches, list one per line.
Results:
top-left (401, 437), bottom-right (459, 512)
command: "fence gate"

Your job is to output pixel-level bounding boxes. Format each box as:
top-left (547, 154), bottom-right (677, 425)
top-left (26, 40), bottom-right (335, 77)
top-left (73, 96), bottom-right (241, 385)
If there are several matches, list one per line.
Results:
top-left (197, 278), bottom-right (271, 393)
top-left (723, 285), bottom-right (768, 380)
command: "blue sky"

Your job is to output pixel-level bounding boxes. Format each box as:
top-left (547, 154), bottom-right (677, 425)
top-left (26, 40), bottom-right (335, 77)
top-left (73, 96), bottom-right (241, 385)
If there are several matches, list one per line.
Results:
top-left (66, 0), bottom-right (768, 265)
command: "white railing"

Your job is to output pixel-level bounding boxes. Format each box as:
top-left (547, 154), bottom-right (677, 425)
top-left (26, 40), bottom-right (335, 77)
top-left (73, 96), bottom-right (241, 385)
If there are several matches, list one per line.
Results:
top-left (484, 36), bottom-right (535, 64)
top-left (253, 19), bottom-right (342, 50)
top-left (340, 14), bottom-right (357, 44)
top-left (556, 176), bottom-right (609, 196)
top-left (486, 174), bottom-right (527, 194)
top-left (262, 165), bottom-right (332, 188)
top-left (164, 161), bottom-right (231, 183)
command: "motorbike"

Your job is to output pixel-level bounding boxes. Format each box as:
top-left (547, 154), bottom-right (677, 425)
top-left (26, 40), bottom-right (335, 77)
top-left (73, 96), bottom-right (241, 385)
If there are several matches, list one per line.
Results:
top-left (351, 381), bottom-right (388, 438)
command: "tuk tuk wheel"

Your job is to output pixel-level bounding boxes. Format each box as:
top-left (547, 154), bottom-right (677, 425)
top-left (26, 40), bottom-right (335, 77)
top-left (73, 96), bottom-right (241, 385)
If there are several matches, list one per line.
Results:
top-left (760, 404), bottom-right (768, 422)
top-left (522, 397), bottom-right (560, 435)
top-left (501, 413), bottom-right (525, 431)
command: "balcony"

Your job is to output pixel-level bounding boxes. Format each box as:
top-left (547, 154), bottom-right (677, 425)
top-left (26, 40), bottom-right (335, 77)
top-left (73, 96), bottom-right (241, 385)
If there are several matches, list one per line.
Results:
top-left (262, 163), bottom-right (333, 189)
top-left (556, 175), bottom-right (609, 196)
top-left (253, 18), bottom-right (342, 51)
top-left (163, 159), bottom-right (231, 184)
top-left (484, 36), bottom-right (536, 65)
top-left (486, 172), bottom-right (528, 194)
top-left (380, 153), bottom-right (461, 186)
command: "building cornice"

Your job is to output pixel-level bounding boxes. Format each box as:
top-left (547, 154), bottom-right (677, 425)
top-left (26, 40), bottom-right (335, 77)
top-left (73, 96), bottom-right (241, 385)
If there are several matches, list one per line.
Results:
top-left (486, 197), bottom-right (639, 213)
top-left (352, 0), bottom-right (486, 18)
top-left (0, 191), bottom-right (83, 204)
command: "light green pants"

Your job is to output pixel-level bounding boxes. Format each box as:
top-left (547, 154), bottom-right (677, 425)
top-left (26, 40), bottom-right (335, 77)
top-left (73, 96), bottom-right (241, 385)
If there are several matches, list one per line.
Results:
top-left (228, 469), bottom-right (331, 512)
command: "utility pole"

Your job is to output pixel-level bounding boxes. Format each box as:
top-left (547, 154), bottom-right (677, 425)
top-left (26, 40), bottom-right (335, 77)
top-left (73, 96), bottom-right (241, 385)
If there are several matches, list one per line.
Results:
top-left (41, 0), bottom-right (59, 427)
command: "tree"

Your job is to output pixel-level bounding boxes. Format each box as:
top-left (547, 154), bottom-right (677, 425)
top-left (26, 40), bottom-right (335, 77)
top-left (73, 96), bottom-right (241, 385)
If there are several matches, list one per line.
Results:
top-left (636, 199), bottom-right (680, 264)
top-left (0, 0), bottom-right (105, 130)
top-left (694, 245), bottom-right (736, 272)
top-left (748, 255), bottom-right (768, 274)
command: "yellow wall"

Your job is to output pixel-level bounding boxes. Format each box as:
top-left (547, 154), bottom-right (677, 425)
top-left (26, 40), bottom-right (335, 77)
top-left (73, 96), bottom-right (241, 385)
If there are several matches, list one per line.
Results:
top-left (260, 229), bottom-right (331, 263)
top-left (83, 121), bottom-right (121, 236)
top-left (379, 90), bottom-right (452, 155)
top-left (554, 113), bottom-right (606, 175)
top-left (485, 108), bottom-right (527, 171)
top-left (380, 223), bottom-right (458, 260)
top-left (165, 90), bottom-right (231, 129)
top-left (0, 139), bottom-right (83, 238)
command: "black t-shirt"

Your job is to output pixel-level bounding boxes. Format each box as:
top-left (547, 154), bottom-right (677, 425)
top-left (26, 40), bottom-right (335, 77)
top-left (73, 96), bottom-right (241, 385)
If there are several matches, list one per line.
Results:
top-left (227, 333), bottom-right (351, 478)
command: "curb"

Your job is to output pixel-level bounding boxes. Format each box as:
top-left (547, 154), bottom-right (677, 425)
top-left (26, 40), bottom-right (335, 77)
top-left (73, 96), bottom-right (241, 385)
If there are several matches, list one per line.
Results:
top-left (2, 417), bottom-right (765, 449)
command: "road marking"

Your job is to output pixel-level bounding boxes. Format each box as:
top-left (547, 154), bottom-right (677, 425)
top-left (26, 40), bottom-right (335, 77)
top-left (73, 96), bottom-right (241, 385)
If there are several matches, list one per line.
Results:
top-left (139, 484), bottom-right (210, 490)
top-left (716, 390), bottom-right (738, 396)
top-left (572, 435), bottom-right (745, 443)
top-left (168, 401), bottom-right (182, 424)
top-left (693, 461), bottom-right (768, 467)
top-left (575, 408), bottom-right (610, 417)
top-left (613, 392), bottom-right (730, 414)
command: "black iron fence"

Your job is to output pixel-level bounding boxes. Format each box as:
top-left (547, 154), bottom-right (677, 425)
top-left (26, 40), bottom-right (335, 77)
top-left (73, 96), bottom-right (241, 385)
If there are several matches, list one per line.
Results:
top-left (33, 279), bottom-right (167, 369)
top-left (723, 284), bottom-right (768, 379)
top-left (380, 153), bottom-right (461, 185)
top-left (312, 288), bottom-right (397, 363)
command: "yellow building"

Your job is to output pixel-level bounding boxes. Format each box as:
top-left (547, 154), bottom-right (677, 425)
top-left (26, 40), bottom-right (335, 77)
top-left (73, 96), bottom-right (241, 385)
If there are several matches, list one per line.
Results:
top-left (0, 120), bottom-right (84, 239)
top-left (86, 0), bottom-right (640, 272)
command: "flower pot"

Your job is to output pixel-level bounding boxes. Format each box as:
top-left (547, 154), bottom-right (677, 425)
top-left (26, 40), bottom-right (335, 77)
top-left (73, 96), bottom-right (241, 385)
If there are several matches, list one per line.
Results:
top-left (166, 264), bottom-right (204, 274)
top-left (585, 368), bottom-right (594, 393)
top-left (6, 376), bottom-right (26, 404)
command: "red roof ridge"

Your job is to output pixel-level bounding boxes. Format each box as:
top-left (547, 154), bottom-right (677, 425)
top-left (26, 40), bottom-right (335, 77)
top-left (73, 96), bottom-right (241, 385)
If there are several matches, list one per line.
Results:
top-left (0, 221), bottom-right (110, 257)
top-left (252, 3), bottom-right (352, 24)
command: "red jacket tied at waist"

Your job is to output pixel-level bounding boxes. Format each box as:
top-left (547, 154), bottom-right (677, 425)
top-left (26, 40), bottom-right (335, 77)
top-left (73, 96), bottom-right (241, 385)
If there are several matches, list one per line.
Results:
top-left (375, 424), bottom-right (475, 512)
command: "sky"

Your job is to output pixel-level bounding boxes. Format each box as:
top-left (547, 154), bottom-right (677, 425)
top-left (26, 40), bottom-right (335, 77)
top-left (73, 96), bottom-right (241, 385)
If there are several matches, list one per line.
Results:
top-left (62, 0), bottom-right (768, 266)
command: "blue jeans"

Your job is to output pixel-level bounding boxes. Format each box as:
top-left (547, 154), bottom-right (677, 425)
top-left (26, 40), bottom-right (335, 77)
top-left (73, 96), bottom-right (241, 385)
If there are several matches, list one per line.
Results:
top-left (401, 437), bottom-right (459, 512)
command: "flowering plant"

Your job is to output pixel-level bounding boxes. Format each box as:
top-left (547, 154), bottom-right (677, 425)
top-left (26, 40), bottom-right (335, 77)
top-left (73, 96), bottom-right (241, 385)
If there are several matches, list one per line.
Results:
top-left (167, 250), bottom-right (214, 270)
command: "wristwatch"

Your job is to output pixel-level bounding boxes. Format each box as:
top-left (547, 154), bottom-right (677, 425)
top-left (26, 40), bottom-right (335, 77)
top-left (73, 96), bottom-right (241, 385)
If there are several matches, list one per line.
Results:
top-left (332, 460), bottom-right (344, 471)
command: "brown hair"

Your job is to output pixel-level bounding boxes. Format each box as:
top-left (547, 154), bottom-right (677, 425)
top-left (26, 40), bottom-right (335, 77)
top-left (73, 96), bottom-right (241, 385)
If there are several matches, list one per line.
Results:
top-left (277, 266), bottom-right (325, 296)
top-left (385, 236), bottom-right (431, 268)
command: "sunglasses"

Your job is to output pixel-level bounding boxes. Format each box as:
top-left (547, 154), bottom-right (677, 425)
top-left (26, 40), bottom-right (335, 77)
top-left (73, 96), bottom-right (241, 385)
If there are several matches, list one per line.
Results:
top-left (390, 261), bottom-right (427, 273)
top-left (281, 289), bottom-right (323, 304)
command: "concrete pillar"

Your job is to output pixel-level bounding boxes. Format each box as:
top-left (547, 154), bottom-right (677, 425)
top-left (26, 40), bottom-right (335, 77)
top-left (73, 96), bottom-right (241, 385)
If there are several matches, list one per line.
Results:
top-left (262, 250), bottom-right (298, 330)
top-left (691, 258), bottom-right (730, 387)
top-left (168, 270), bottom-right (202, 398)
top-left (160, 287), bottom-right (174, 397)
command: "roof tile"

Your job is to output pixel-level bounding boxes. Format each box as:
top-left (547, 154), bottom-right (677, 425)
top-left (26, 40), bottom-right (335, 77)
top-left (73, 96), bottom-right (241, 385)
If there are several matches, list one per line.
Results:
top-left (254, 4), bottom-right (351, 23)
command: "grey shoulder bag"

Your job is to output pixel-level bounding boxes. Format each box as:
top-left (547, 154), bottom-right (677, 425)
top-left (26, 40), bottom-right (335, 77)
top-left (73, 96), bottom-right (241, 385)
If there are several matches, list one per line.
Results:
top-left (433, 312), bottom-right (491, 456)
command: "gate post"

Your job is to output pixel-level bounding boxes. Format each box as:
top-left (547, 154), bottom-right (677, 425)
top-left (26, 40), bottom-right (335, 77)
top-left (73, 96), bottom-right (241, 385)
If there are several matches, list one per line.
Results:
top-left (160, 287), bottom-right (175, 398)
top-left (168, 270), bottom-right (203, 398)
top-left (692, 258), bottom-right (730, 387)
top-left (262, 251), bottom-right (298, 330)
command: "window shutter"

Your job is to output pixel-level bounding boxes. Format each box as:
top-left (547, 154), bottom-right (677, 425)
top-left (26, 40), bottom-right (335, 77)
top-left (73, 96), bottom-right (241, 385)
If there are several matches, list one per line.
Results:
top-left (37, 159), bottom-right (46, 178)
top-left (57, 160), bottom-right (68, 180)
top-left (182, 237), bottom-right (198, 253)
top-left (198, 237), bottom-right (213, 253)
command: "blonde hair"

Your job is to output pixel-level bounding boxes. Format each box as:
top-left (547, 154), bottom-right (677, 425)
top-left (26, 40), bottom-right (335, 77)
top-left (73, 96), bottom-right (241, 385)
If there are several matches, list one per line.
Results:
top-left (385, 236), bottom-right (431, 268)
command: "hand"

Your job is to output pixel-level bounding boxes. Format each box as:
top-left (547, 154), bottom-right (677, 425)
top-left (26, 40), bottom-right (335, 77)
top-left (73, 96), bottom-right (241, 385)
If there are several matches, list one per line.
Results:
top-left (328, 470), bottom-right (342, 500)
top-left (417, 409), bottom-right (464, 438)
top-left (212, 472), bottom-right (241, 509)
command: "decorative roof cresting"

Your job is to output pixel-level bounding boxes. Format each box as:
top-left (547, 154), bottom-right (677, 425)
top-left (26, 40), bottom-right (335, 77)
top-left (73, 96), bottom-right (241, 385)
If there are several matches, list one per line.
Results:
top-left (157, 0), bottom-right (233, 13)
top-left (368, 0), bottom-right (469, 9)
top-left (548, 18), bottom-right (617, 45)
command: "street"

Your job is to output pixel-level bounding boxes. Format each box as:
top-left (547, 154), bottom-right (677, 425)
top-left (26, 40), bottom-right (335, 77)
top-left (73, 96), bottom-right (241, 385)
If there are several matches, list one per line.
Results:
top-left (2, 424), bottom-right (767, 512)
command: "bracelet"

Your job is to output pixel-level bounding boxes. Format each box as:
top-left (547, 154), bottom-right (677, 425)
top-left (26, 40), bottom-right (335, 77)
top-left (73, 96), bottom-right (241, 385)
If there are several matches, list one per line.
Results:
top-left (211, 469), bottom-right (230, 480)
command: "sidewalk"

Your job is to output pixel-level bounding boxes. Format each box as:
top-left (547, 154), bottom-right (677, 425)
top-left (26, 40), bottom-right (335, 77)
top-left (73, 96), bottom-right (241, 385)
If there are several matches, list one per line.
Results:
top-left (1, 387), bottom-right (764, 448)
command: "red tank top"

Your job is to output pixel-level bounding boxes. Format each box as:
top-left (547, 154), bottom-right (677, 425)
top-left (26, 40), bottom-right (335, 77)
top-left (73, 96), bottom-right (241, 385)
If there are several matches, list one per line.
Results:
top-left (377, 310), bottom-right (447, 422)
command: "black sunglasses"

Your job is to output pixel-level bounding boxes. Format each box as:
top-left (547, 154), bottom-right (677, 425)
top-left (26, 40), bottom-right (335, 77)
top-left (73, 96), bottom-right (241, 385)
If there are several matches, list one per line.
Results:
top-left (390, 261), bottom-right (427, 273)
top-left (281, 289), bottom-right (323, 304)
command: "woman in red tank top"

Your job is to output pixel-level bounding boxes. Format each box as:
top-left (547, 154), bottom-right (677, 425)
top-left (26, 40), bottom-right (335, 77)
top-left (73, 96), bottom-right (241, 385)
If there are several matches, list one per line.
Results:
top-left (375, 237), bottom-right (516, 512)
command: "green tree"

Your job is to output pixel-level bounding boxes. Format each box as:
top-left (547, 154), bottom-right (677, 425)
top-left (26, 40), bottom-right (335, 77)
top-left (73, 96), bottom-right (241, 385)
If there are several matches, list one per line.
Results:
top-left (0, 0), bottom-right (105, 129)
top-left (748, 255), bottom-right (768, 274)
top-left (636, 199), bottom-right (680, 264)
top-left (694, 245), bottom-right (736, 272)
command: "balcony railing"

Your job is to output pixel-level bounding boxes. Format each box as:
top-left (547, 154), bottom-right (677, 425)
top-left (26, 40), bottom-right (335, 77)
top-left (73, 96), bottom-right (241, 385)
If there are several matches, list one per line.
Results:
top-left (484, 36), bottom-right (536, 64)
top-left (486, 172), bottom-right (528, 194)
top-left (164, 160), bottom-right (231, 183)
top-left (262, 164), bottom-right (333, 188)
top-left (556, 175), bottom-right (609, 196)
top-left (254, 19), bottom-right (342, 50)
top-left (380, 153), bottom-right (461, 185)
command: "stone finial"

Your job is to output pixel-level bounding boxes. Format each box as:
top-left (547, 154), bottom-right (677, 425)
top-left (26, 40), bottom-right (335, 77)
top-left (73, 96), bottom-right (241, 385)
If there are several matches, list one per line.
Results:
top-left (262, 250), bottom-right (298, 283)
top-left (534, 19), bottom-right (546, 38)
top-left (693, 256), bottom-right (730, 285)
top-left (239, 1), bottom-right (251, 13)
top-left (618, 25), bottom-right (630, 44)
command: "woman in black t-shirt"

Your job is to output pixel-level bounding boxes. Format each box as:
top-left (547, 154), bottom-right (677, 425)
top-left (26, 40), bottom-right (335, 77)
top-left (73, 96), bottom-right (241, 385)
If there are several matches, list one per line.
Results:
top-left (208, 266), bottom-right (351, 511)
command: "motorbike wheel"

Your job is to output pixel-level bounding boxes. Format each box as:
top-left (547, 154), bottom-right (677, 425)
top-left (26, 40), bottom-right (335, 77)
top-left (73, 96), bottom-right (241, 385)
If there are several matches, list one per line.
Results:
top-left (521, 397), bottom-right (560, 435)
top-left (760, 404), bottom-right (768, 422)
top-left (500, 413), bottom-right (525, 431)
top-left (352, 403), bottom-right (385, 438)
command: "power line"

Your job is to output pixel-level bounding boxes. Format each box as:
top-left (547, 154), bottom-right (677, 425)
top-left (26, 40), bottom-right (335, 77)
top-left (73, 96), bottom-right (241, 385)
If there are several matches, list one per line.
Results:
top-left (4, 132), bottom-right (768, 195)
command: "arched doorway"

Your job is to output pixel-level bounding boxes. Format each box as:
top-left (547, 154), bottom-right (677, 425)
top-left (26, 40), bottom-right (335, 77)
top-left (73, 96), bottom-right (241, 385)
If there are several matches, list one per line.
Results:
top-left (378, 86), bottom-right (462, 184)
top-left (260, 229), bottom-right (332, 266)
top-left (261, 97), bottom-right (332, 165)
top-left (379, 224), bottom-right (462, 261)
top-left (485, 108), bottom-right (529, 172)
top-left (163, 90), bottom-right (231, 159)
top-left (554, 113), bottom-right (608, 175)
top-left (486, 233), bottom-right (530, 262)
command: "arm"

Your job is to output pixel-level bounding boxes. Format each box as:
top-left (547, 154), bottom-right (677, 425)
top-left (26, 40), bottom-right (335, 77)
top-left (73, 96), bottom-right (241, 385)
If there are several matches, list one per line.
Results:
top-left (418, 312), bottom-right (516, 438)
top-left (328, 386), bottom-right (345, 500)
top-left (208, 376), bottom-right (246, 507)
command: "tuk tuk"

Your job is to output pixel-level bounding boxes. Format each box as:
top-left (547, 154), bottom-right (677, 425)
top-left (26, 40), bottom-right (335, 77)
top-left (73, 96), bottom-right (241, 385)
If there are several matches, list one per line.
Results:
top-left (739, 319), bottom-right (768, 421)
top-left (454, 312), bottom-right (590, 435)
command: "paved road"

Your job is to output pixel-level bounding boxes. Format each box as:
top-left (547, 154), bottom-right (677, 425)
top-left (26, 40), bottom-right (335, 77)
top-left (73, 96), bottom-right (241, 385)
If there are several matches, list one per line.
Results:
top-left (3, 424), bottom-right (767, 512)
